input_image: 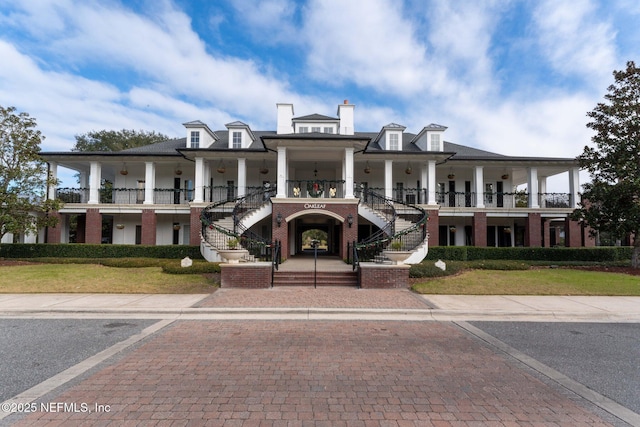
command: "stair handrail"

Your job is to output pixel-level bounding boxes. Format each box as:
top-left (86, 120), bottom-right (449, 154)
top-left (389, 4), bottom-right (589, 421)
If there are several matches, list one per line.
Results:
top-left (200, 187), bottom-right (275, 260)
top-left (271, 240), bottom-right (281, 288)
top-left (355, 189), bottom-right (428, 262)
top-left (358, 189), bottom-right (397, 244)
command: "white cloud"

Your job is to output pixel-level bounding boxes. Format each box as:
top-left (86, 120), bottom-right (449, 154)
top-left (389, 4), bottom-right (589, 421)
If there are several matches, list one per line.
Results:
top-left (532, 0), bottom-right (616, 86)
top-left (228, 0), bottom-right (300, 44)
top-left (302, 0), bottom-right (431, 96)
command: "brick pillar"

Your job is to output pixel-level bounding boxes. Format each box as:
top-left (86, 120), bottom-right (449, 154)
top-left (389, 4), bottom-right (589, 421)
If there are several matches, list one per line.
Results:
top-left (46, 211), bottom-right (62, 244)
top-left (426, 209), bottom-right (439, 246)
top-left (85, 208), bottom-right (102, 244)
top-left (272, 212), bottom-right (288, 260)
top-left (565, 219), bottom-right (582, 247)
top-left (525, 212), bottom-right (542, 247)
top-left (584, 226), bottom-right (596, 247)
top-left (543, 219), bottom-right (550, 247)
top-left (472, 212), bottom-right (487, 247)
top-left (141, 209), bottom-right (157, 245)
top-left (341, 205), bottom-right (358, 259)
top-left (190, 207), bottom-right (202, 246)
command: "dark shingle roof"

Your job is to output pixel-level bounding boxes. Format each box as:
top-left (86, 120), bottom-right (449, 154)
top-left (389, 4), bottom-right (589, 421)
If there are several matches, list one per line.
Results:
top-left (120, 138), bottom-right (186, 154)
top-left (293, 113), bottom-right (337, 121)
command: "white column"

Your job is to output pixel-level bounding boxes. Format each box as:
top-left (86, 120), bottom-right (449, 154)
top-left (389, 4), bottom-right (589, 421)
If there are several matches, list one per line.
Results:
top-left (88, 161), bottom-right (101, 204)
top-left (384, 160), bottom-right (393, 200)
top-left (539, 177), bottom-right (548, 207)
top-left (527, 167), bottom-right (539, 208)
top-left (427, 160), bottom-right (437, 205)
top-left (237, 158), bottom-right (246, 197)
top-left (144, 162), bottom-right (155, 205)
top-left (47, 162), bottom-right (58, 200)
top-left (276, 147), bottom-right (287, 198)
top-left (474, 166), bottom-right (484, 208)
top-left (344, 147), bottom-right (354, 198)
top-left (194, 157), bottom-right (204, 203)
top-left (569, 167), bottom-right (580, 208)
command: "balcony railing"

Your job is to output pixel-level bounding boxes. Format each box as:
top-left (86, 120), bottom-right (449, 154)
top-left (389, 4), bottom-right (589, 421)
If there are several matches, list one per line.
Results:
top-left (56, 187), bottom-right (194, 205)
top-left (55, 186), bottom-right (573, 209)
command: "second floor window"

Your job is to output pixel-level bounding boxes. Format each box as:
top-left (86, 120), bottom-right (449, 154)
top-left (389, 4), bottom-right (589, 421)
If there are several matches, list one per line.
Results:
top-left (389, 133), bottom-right (399, 150)
top-left (311, 127), bottom-right (321, 133)
top-left (324, 127), bottom-right (333, 134)
top-left (190, 131), bottom-right (200, 148)
top-left (232, 131), bottom-right (242, 148)
top-left (299, 126), bottom-right (309, 133)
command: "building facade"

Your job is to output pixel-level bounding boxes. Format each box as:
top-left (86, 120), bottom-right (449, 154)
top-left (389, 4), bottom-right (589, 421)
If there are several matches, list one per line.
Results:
top-left (41, 101), bottom-right (592, 263)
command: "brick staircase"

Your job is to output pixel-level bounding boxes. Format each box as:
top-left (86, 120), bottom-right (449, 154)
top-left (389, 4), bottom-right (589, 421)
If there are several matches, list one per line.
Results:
top-left (272, 270), bottom-right (358, 287)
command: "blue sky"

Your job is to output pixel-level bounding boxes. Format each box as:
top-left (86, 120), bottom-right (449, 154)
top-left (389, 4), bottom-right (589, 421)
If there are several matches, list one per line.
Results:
top-left (1, 0), bottom-right (639, 188)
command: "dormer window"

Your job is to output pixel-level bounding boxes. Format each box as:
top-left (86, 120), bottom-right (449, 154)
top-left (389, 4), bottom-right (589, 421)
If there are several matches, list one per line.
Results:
top-left (311, 126), bottom-right (320, 133)
top-left (232, 131), bottom-right (242, 148)
top-left (299, 126), bottom-right (309, 133)
top-left (324, 127), bottom-right (333, 134)
top-left (190, 131), bottom-right (200, 148)
top-left (389, 134), bottom-right (399, 150)
top-left (430, 134), bottom-right (440, 151)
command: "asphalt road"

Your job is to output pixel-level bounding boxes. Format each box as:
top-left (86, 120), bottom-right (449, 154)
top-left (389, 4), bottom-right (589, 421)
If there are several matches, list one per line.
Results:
top-left (471, 322), bottom-right (640, 415)
top-left (0, 319), bottom-right (155, 403)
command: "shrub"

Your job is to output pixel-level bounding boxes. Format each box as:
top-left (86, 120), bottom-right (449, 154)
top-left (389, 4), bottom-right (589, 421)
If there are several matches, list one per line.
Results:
top-left (0, 244), bottom-right (204, 259)
top-left (425, 246), bottom-right (631, 262)
top-left (160, 260), bottom-right (221, 274)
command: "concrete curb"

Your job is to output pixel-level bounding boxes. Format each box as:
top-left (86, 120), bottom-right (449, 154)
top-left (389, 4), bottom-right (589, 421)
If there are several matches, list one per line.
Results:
top-left (2, 307), bottom-right (640, 322)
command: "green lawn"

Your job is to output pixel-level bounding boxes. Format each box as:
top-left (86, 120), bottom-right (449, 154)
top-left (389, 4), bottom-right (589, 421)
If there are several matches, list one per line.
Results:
top-left (412, 268), bottom-right (640, 295)
top-left (0, 264), bottom-right (215, 293)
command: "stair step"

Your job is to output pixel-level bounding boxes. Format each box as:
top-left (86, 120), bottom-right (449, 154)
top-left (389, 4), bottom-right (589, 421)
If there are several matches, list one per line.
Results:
top-left (272, 272), bottom-right (358, 287)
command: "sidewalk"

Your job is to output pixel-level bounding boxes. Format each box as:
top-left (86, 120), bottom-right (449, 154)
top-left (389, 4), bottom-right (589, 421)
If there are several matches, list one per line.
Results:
top-left (1, 290), bottom-right (639, 322)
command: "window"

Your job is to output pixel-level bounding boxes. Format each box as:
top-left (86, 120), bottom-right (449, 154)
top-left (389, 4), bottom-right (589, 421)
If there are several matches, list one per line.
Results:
top-left (323, 127), bottom-right (333, 134)
top-left (232, 131), bottom-right (242, 148)
top-left (190, 131), bottom-right (200, 148)
top-left (485, 183), bottom-right (494, 205)
top-left (299, 126), bottom-right (309, 133)
top-left (437, 182), bottom-right (445, 204)
top-left (311, 126), bottom-right (321, 133)
top-left (430, 134), bottom-right (440, 151)
top-left (389, 133), bottom-right (399, 150)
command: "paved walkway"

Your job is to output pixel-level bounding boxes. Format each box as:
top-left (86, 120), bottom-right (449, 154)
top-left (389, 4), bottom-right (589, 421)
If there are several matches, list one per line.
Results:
top-left (2, 290), bottom-right (639, 426)
top-left (6, 321), bottom-right (622, 426)
top-left (1, 291), bottom-right (640, 322)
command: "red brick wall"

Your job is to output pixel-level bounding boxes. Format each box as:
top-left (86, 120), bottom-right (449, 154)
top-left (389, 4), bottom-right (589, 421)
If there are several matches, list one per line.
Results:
top-left (360, 264), bottom-right (410, 288)
top-left (565, 219), bottom-right (583, 247)
top-left (472, 212), bottom-right (487, 247)
top-left (85, 208), bottom-right (102, 244)
top-left (141, 209), bottom-right (156, 245)
top-left (221, 264), bottom-right (271, 288)
top-left (426, 209), bottom-right (439, 246)
top-left (525, 213), bottom-right (542, 247)
top-left (271, 202), bottom-right (358, 259)
top-left (190, 207), bottom-right (203, 246)
top-left (46, 211), bottom-right (62, 244)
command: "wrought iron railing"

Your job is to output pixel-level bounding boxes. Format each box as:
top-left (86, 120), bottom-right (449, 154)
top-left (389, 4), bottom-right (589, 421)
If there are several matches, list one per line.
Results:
top-left (354, 189), bottom-right (428, 262)
top-left (200, 187), bottom-right (274, 260)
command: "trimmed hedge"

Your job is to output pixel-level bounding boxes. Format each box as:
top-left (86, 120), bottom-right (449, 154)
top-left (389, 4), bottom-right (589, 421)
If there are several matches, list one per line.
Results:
top-left (0, 244), bottom-right (204, 260)
top-left (424, 246), bottom-right (632, 262)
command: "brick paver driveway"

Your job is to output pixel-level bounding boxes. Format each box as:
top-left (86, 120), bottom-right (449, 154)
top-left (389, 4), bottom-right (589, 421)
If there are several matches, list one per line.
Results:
top-left (14, 321), bottom-right (613, 426)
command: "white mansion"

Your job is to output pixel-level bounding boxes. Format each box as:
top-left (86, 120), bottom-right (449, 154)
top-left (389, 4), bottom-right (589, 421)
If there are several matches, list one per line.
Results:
top-left (38, 100), bottom-right (591, 263)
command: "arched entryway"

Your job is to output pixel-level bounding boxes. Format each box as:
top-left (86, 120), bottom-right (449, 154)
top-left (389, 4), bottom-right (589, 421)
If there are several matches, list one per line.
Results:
top-left (291, 213), bottom-right (341, 256)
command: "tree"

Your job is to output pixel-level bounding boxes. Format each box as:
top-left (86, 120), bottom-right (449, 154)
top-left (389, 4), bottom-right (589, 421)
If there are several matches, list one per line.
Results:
top-left (0, 106), bottom-right (62, 242)
top-left (72, 129), bottom-right (170, 152)
top-left (572, 61), bottom-right (640, 267)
